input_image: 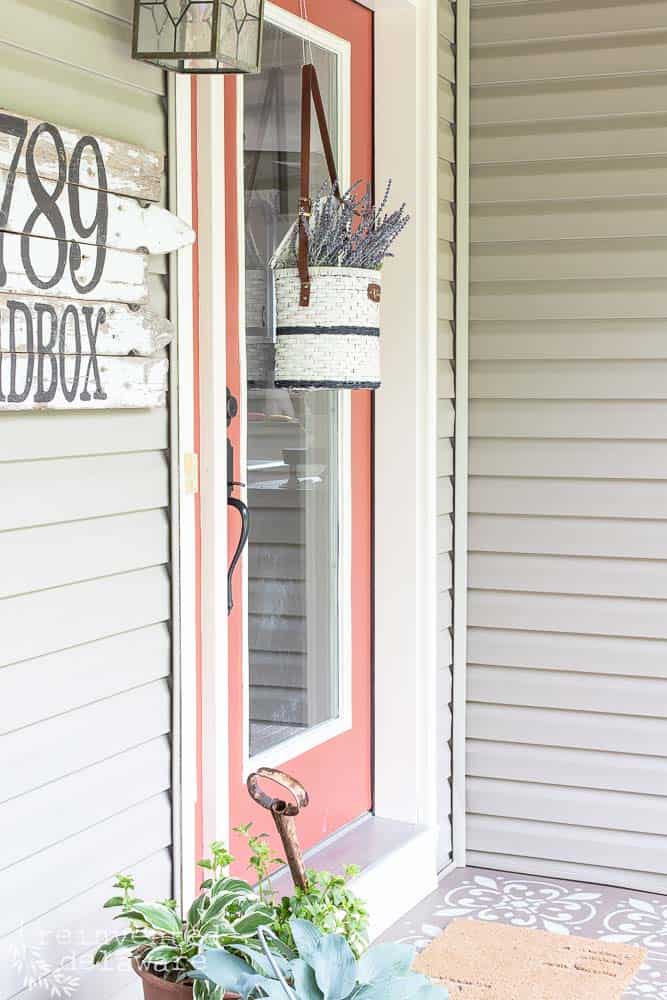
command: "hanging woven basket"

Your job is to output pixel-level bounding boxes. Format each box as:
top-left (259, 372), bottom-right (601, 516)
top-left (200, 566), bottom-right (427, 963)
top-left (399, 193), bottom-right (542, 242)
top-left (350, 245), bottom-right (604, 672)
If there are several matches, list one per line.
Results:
top-left (274, 266), bottom-right (381, 389)
top-left (272, 63), bottom-right (382, 391)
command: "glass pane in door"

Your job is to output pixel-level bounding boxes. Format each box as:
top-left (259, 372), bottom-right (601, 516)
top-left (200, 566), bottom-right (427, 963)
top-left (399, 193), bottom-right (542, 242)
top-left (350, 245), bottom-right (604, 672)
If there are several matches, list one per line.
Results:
top-left (244, 23), bottom-right (341, 758)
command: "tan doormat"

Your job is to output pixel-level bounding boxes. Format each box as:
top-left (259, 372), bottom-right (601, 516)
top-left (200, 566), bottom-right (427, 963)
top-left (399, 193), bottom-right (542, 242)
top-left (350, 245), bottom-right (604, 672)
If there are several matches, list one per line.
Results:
top-left (413, 918), bottom-right (646, 1000)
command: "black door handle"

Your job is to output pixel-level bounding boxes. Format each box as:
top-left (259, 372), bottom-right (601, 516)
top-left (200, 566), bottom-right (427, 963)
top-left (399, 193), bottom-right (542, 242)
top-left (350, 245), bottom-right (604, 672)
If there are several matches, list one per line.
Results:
top-left (228, 492), bottom-right (249, 614)
top-left (227, 387), bottom-right (249, 614)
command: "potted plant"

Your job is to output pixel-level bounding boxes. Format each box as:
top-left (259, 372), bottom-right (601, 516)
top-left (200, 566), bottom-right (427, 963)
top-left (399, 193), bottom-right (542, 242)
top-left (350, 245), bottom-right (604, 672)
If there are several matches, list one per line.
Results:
top-left (195, 917), bottom-right (448, 1000)
top-left (235, 824), bottom-right (369, 958)
top-left (93, 843), bottom-right (282, 1000)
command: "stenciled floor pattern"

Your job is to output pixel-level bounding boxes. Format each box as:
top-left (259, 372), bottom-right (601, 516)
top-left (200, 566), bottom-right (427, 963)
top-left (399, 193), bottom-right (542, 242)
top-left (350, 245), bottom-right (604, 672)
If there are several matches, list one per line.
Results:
top-left (381, 867), bottom-right (667, 999)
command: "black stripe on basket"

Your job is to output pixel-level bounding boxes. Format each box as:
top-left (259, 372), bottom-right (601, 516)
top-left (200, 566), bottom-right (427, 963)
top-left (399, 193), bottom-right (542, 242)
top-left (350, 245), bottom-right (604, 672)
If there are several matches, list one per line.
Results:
top-left (276, 326), bottom-right (380, 337)
top-left (275, 380), bottom-right (381, 390)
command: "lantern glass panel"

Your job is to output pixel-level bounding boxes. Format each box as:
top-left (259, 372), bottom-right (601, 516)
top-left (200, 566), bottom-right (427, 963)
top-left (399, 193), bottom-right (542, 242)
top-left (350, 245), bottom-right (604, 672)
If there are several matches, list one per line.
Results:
top-left (134, 0), bottom-right (264, 73)
top-left (218, 0), bottom-right (264, 71)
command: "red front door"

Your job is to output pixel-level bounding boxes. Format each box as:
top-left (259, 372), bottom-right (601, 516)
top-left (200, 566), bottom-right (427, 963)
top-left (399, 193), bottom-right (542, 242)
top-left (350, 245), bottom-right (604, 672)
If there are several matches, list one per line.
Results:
top-left (225, 0), bottom-right (374, 869)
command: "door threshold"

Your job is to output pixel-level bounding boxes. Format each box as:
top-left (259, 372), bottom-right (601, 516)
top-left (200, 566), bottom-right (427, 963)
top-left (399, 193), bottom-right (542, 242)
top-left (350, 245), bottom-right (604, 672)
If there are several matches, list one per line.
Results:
top-left (270, 814), bottom-right (439, 940)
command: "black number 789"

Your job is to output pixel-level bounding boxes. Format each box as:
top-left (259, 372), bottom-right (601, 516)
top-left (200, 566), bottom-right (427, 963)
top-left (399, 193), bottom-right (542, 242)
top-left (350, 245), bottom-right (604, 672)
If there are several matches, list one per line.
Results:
top-left (0, 112), bottom-right (109, 294)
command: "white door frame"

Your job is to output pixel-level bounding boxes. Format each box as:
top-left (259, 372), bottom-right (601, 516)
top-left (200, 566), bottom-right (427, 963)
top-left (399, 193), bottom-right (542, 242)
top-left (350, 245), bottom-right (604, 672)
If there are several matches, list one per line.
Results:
top-left (372, 0), bottom-right (443, 840)
top-left (169, 71), bottom-right (230, 908)
top-left (171, 0), bottom-right (464, 913)
top-left (373, 0), bottom-right (470, 879)
top-left (168, 73), bottom-right (198, 909)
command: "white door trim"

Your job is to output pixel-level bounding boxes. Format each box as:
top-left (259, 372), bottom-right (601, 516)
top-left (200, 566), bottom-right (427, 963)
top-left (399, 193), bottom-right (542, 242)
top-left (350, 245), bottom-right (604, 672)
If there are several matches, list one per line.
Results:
top-left (170, 72), bottom-right (230, 910)
top-left (196, 75), bottom-right (231, 856)
top-left (169, 73), bottom-right (198, 909)
top-left (373, 0), bottom-right (439, 838)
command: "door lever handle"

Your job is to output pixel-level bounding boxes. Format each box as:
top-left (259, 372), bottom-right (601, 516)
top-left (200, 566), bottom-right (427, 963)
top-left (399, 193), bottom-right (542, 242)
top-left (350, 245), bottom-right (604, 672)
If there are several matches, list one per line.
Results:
top-left (228, 490), bottom-right (249, 614)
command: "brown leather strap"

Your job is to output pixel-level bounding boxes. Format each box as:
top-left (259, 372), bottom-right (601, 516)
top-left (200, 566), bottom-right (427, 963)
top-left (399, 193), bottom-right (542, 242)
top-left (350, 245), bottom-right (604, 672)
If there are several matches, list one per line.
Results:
top-left (298, 63), bottom-right (340, 307)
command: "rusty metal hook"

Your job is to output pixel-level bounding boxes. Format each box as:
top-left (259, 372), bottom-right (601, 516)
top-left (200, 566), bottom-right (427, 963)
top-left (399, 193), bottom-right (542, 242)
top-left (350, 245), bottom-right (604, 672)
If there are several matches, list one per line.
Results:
top-left (247, 767), bottom-right (309, 890)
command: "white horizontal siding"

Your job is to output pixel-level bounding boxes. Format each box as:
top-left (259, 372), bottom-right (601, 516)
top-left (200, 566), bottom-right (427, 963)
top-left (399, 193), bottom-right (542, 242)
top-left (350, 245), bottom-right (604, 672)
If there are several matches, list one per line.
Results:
top-left (469, 627), bottom-right (667, 678)
top-left (0, 850), bottom-right (169, 1000)
top-left (468, 0), bottom-right (667, 888)
top-left (0, 794), bottom-right (172, 937)
top-left (0, 408), bottom-right (168, 460)
top-left (472, 156), bottom-right (667, 204)
top-left (467, 739), bottom-right (667, 795)
top-left (0, 7), bottom-right (172, 1000)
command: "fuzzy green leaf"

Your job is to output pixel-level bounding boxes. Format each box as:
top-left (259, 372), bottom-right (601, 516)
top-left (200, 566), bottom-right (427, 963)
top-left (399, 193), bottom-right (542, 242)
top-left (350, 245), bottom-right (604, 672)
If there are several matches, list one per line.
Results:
top-left (188, 894), bottom-right (209, 928)
top-left (256, 982), bottom-right (291, 1000)
top-left (211, 878), bottom-right (257, 899)
top-left (234, 907), bottom-right (274, 937)
top-left (93, 934), bottom-right (149, 965)
top-left (291, 958), bottom-right (322, 1000)
top-left (311, 935), bottom-right (357, 1000)
top-left (142, 946), bottom-right (184, 967)
top-left (128, 902), bottom-right (182, 936)
top-left (194, 948), bottom-right (267, 999)
top-left (290, 919), bottom-right (323, 966)
top-left (193, 978), bottom-right (224, 1000)
top-left (232, 944), bottom-right (291, 979)
top-left (357, 944), bottom-right (415, 985)
top-left (103, 896), bottom-right (126, 909)
top-left (355, 975), bottom-right (436, 1000)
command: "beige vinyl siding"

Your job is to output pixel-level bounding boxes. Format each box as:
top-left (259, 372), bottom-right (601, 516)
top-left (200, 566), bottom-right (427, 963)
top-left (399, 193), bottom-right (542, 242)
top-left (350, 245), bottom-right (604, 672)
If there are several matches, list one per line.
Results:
top-left (437, 0), bottom-right (456, 871)
top-left (468, 0), bottom-right (667, 892)
top-left (0, 4), bottom-right (173, 1000)
top-left (248, 422), bottom-right (308, 736)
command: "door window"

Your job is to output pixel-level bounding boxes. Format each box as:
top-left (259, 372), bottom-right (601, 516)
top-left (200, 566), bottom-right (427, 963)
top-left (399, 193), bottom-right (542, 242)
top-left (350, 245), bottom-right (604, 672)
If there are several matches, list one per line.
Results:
top-left (243, 22), bottom-right (348, 760)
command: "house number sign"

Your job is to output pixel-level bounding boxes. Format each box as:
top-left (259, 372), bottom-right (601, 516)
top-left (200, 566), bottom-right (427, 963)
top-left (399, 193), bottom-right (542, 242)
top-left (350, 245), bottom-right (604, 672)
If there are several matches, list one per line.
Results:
top-left (0, 108), bottom-right (194, 410)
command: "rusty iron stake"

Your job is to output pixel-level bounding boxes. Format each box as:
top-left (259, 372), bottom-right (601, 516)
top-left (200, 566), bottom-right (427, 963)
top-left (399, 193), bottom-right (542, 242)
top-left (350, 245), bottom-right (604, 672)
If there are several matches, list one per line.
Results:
top-left (247, 767), bottom-right (310, 891)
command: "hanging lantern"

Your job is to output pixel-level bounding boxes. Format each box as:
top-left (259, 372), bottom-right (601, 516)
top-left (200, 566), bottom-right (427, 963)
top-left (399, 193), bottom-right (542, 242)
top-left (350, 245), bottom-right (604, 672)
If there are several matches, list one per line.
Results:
top-left (133, 1), bottom-right (265, 74)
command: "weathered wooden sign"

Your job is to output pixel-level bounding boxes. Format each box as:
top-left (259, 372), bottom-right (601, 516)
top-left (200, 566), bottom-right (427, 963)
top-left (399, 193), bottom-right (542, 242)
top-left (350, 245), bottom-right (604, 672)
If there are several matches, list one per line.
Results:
top-left (0, 109), bottom-right (195, 410)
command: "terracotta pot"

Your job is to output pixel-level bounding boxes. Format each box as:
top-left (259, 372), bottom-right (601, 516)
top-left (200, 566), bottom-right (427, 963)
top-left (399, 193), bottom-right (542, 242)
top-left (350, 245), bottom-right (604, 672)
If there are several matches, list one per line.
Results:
top-left (132, 960), bottom-right (238, 1000)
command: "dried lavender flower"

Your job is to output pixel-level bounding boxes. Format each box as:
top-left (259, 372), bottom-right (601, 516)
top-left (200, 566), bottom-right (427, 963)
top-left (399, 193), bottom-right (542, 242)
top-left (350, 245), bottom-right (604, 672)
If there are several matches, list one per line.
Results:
top-left (270, 179), bottom-right (410, 271)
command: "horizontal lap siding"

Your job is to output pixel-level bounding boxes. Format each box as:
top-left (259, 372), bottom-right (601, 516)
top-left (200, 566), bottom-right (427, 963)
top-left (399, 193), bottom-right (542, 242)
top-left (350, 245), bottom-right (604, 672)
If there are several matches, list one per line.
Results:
top-left (468, 0), bottom-right (667, 891)
top-left (437, 0), bottom-right (456, 871)
top-left (0, 5), bottom-right (171, 1000)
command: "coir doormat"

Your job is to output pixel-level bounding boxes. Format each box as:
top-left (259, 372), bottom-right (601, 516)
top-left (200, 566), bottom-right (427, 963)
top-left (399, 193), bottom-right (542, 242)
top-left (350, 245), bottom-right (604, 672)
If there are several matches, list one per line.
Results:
top-left (413, 918), bottom-right (646, 1000)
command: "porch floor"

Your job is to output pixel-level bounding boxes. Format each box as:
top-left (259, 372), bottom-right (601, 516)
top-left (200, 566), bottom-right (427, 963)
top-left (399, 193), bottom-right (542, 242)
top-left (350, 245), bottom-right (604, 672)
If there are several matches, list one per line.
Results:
top-left (380, 866), bottom-right (667, 998)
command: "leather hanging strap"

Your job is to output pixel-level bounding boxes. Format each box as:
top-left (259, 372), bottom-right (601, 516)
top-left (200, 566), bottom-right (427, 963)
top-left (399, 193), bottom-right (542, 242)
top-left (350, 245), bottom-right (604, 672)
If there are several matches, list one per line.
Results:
top-left (298, 63), bottom-right (340, 307)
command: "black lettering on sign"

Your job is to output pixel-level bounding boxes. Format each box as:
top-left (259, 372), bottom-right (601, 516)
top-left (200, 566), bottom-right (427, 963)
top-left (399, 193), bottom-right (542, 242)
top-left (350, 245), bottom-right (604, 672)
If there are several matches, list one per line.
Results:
top-left (0, 112), bottom-right (28, 287)
top-left (21, 124), bottom-right (68, 290)
top-left (0, 114), bottom-right (109, 296)
top-left (0, 299), bottom-right (109, 405)
top-left (69, 137), bottom-right (109, 294)
top-left (60, 305), bottom-right (82, 404)
top-left (35, 301), bottom-right (58, 403)
top-left (80, 306), bottom-right (107, 401)
top-left (8, 300), bottom-right (34, 403)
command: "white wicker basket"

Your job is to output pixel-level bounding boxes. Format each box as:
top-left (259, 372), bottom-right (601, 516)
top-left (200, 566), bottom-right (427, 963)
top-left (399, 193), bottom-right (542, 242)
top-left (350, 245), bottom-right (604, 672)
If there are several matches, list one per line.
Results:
top-left (274, 266), bottom-right (382, 389)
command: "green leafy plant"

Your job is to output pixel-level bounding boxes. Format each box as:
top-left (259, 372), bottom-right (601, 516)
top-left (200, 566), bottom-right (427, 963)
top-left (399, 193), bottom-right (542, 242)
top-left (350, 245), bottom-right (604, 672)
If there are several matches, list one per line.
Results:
top-left (93, 842), bottom-right (278, 999)
top-left (235, 826), bottom-right (369, 959)
top-left (273, 869), bottom-right (368, 960)
top-left (234, 824), bottom-right (284, 903)
top-left (196, 917), bottom-right (448, 1000)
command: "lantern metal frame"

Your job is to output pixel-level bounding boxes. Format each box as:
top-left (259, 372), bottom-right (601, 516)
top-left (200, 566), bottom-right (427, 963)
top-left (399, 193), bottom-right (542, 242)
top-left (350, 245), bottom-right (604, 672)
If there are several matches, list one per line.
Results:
top-left (132, 0), bottom-right (266, 75)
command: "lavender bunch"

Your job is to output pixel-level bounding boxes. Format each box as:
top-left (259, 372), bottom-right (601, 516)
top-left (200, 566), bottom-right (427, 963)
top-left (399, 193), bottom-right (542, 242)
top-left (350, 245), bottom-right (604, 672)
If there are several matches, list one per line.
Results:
top-left (344, 180), bottom-right (410, 268)
top-left (271, 180), bottom-right (409, 271)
